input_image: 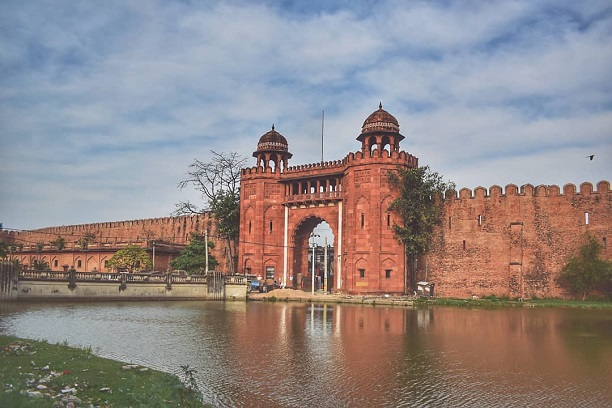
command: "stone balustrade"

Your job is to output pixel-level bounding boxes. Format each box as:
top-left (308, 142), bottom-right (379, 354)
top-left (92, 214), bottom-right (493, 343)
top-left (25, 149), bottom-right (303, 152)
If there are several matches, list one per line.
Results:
top-left (11, 270), bottom-right (247, 300)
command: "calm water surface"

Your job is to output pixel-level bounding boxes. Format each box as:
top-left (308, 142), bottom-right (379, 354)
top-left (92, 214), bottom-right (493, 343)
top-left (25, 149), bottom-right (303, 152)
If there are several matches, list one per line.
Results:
top-left (0, 301), bottom-right (610, 407)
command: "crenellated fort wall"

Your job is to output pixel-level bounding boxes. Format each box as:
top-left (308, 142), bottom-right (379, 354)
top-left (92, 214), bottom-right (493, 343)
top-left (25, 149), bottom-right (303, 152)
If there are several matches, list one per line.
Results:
top-left (428, 181), bottom-right (611, 298)
top-left (2, 214), bottom-right (214, 249)
top-left (0, 214), bottom-right (229, 273)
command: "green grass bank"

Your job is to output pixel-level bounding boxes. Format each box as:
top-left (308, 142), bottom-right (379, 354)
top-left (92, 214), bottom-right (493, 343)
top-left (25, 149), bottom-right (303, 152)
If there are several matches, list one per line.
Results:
top-left (415, 296), bottom-right (612, 309)
top-left (0, 335), bottom-right (208, 407)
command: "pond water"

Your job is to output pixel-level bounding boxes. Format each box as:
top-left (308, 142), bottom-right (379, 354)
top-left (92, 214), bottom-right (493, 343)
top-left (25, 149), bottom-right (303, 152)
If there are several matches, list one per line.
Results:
top-left (0, 300), bottom-right (610, 407)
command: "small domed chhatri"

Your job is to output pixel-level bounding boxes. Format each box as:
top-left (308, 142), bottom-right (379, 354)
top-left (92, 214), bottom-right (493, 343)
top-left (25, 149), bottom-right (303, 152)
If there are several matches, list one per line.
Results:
top-left (253, 124), bottom-right (292, 172)
top-left (256, 124), bottom-right (290, 153)
top-left (361, 102), bottom-right (400, 134)
top-left (358, 103), bottom-right (404, 154)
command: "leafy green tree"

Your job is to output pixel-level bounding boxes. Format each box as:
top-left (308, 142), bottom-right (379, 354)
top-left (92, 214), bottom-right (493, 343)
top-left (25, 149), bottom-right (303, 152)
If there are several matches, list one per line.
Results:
top-left (170, 233), bottom-right (218, 274)
top-left (32, 259), bottom-right (50, 271)
top-left (388, 165), bottom-right (455, 293)
top-left (175, 150), bottom-right (246, 273)
top-left (107, 244), bottom-right (152, 272)
top-left (36, 241), bottom-right (44, 252)
top-left (77, 233), bottom-right (96, 250)
top-left (0, 241), bottom-right (8, 259)
top-left (6, 244), bottom-right (22, 260)
top-left (556, 234), bottom-right (612, 300)
top-left (51, 235), bottom-right (66, 250)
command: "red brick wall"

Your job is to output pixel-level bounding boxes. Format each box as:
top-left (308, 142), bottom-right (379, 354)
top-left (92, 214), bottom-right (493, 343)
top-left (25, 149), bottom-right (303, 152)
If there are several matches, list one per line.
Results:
top-left (427, 181), bottom-right (612, 298)
top-left (0, 214), bottom-right (230, 273)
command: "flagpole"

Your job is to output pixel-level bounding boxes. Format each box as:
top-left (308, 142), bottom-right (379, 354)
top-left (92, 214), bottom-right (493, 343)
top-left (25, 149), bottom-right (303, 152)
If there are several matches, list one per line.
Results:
top-left (321, 109), bottom-right (324, 163)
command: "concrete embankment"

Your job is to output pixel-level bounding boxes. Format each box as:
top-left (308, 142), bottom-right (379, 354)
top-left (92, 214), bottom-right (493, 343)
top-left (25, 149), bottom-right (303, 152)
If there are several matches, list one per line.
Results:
top-left (248, 288), bottom-right (415, 307)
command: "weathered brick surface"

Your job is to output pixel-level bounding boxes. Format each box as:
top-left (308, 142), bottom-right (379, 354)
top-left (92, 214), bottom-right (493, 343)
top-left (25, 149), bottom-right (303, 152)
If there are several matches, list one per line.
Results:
top-left (428, 181), bottom-right (611, 298)
top-left (0, 214), bottom-right (228, 272)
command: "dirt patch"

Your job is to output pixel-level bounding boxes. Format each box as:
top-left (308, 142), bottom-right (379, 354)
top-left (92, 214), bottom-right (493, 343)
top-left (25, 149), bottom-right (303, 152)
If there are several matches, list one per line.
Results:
top-left (248, 288), bottom-right (343, 301)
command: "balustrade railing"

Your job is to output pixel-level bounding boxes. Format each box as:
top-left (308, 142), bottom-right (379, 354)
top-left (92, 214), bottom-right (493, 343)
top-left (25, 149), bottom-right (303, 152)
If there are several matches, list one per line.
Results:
top-left (225, 275), bottom-right (247, 284)
top-left (284, 190), bottom-right (343, 205)
top-left (18, 270), bottom-right (245, 285)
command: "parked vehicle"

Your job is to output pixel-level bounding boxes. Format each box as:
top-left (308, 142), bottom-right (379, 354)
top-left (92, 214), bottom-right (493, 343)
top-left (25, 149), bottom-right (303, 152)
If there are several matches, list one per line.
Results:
top-left (250, 280), bottom-right (262, 293)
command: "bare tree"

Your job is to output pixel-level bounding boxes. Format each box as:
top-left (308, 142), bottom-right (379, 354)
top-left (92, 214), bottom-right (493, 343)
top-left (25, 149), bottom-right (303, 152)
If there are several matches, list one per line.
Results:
top-left (175, 150), bottom-right (246, 274)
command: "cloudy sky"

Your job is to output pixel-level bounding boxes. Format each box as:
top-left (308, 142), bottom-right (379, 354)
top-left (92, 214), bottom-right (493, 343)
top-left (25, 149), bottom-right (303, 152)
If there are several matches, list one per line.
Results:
top-left (1, 0), bottom-right (611, 231)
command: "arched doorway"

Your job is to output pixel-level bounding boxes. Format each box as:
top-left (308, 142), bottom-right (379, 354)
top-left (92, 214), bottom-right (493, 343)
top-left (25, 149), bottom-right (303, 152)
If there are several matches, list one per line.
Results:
top-left (291, 217), bottom-right (335, 292)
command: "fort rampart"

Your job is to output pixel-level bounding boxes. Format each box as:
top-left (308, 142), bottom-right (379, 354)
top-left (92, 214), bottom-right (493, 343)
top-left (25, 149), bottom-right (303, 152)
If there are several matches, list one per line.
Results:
top-left (0, 214), bottom-right (230, 273)
top-left (428, 180), bottom-right (611, 298)
top-left (2, 214), bottom-right (213, 248)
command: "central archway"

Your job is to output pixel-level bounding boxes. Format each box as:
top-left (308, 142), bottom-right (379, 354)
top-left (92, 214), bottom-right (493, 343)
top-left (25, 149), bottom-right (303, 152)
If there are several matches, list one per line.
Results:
top-left (291, 216), bottom-right (335, 292)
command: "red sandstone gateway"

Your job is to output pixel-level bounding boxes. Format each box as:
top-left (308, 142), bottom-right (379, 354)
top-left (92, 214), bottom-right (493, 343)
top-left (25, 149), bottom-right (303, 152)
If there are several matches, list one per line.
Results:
top-left (239, 104), bottom-right (417, 296)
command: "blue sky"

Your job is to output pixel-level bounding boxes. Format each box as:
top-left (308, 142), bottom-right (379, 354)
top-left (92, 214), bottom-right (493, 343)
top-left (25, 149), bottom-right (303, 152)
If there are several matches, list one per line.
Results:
top-left (1, 0), bottom-right (611, 231)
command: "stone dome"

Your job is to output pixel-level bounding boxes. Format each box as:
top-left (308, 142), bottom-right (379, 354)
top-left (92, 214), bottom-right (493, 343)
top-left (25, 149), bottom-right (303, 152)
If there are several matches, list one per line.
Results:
top-left (255, 124), bottom-right (290, 153)
top-left (361, 102), bottom-right (400, 134)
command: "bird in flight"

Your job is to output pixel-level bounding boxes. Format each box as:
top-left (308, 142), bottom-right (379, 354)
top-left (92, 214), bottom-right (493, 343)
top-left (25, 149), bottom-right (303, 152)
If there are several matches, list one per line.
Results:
top-left (586, 155), bottom-right (595, 160)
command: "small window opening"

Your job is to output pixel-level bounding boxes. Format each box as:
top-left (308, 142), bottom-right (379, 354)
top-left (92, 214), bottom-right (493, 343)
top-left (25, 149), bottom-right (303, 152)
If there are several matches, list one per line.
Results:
top-left (269, 220), bottom-right (273, 233)
top-left (463, 240), bottom-right (466, 250)
top-left (478, 215), bottom-right (482, 226)
top-left (449, 216), bottom-right (452, 230)
top-left (266, 266), bottom-right (275, 280)
top-left (603, 237), bottom-right (607, 249)
top-left (387, 213), bottom-right (391, 227)
top-left (361, 213), bottom-right (365, 229)
top-left (359, 268), bottom-right (365, 278)
top-left (104, 260), bottom-right (109, 267)
top-left (585, 212), bottom-right (589, 225)
top-left (385, 269), bottom-right (391, 279)
top-left (249, 221), bottom-right (252, 234)
top-left (77, 260), bottom-right (82, 268)
top-left (54, 260), bottom-right (58, 267)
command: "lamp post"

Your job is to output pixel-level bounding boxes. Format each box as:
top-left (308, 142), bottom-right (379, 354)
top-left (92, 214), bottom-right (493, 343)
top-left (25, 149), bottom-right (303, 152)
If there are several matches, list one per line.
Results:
top-left (323, 237), bottom-right (328, 293)
top-left (310, 233), bottom-right (319, 295)
top-left (205, 229), bottom-right (209, 274)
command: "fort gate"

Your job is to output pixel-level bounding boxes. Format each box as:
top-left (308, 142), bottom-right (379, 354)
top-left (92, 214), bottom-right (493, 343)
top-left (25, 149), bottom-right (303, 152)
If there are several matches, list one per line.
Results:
top-left (239, 104), bottom-right (418, 294)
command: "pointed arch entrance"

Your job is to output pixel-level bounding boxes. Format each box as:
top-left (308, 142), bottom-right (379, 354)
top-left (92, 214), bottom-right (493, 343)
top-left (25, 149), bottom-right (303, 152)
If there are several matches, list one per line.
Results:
top-left (290, 217), bottom-right (335, 292)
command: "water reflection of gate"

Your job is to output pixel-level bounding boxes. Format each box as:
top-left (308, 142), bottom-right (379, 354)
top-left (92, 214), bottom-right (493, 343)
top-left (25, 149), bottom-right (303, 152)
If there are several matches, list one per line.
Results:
top-left (207, 271), bottom-right (224, 300)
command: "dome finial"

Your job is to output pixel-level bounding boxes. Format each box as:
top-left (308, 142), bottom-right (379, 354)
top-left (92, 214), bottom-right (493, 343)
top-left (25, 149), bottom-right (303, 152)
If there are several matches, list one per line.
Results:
top-left (272, 123), bottom-right (275, 130)
top-left (379, 101), bottom-right (383, 110)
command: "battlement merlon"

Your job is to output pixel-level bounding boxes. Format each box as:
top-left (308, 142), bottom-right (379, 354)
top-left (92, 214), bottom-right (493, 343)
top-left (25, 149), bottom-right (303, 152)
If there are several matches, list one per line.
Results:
top-left (240, 149), bottom-right (418, 179)
top-left (446, 180), bottom-right (610, 200)
top-left (0, 214), bottom-right (215, 248)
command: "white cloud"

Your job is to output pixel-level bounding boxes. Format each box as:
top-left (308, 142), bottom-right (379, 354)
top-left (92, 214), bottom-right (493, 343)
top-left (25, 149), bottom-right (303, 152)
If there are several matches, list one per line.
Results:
top-left (1, 0), bottom-right (611, 230)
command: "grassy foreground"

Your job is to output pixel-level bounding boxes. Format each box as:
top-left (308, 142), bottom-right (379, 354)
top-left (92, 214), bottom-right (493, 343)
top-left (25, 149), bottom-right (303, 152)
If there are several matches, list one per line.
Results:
top-left (0, 335), bottom-right (208, 407)
top-left (415, 296), bottom-right (612, 309)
